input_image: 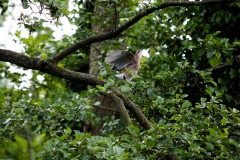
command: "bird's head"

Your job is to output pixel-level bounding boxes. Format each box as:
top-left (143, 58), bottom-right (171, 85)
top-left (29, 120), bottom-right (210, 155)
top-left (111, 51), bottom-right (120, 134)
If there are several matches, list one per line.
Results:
top-left (135, 49), bottom-right (143, 59)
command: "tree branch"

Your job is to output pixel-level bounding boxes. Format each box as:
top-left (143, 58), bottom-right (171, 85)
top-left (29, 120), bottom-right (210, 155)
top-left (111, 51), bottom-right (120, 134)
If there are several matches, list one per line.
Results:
top-left (101, 92), bottom-right (133, 126)
top-left (0, 48), bottom-right (150, 129)
top-left (0, 49), bottom-right (104, 86)
top-left (26, 128), bottom-right (34, 160)
top-left (229, 132), bottom-right (240, 137)
top-left (92, 104), bottom-right (121, 113)
top-left (49, 0), bottom-right (234, 64)
top-left (112, 88), bottom-right (152, 129)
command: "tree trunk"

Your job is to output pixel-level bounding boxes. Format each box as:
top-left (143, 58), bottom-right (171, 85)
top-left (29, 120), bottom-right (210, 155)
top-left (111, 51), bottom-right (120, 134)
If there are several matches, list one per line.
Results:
top-left (88, 1), bottom-right (120, 135)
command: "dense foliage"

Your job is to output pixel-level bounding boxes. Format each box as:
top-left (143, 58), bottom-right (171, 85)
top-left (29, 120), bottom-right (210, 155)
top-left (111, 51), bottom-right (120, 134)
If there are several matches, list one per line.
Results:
top-left (1, 0), bottom-right (240, 159)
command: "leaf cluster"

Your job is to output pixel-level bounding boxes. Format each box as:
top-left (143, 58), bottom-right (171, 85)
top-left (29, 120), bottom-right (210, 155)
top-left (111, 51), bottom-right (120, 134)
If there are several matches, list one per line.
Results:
top-left (1, 0), bottom-right (240, 159)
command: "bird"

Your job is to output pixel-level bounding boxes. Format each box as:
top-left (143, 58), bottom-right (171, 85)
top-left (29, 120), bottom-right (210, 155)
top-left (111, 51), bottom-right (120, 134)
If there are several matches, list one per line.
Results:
top-left (105, 49), bottom-right (142, 81)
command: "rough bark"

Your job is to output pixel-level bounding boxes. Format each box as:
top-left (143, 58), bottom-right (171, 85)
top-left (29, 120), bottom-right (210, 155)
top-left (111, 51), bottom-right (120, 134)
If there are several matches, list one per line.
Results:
top-left (88, 1), bottom-right (131, 135)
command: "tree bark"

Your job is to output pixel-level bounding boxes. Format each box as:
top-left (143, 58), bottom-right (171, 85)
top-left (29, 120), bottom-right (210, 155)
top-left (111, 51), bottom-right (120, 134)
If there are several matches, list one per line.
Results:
top-left (88, 1), bottom-right (126, 135)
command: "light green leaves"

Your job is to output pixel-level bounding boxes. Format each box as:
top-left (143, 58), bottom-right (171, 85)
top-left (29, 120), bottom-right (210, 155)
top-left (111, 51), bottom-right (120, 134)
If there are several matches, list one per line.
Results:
top-left (120, 86), bottom-right (130, 93)
top-left (209, 128), bottom-right (218, 137)
top-left (113, 146), bottom-right (124, 156)
top-left (182, 100), bottom-right (192, 108)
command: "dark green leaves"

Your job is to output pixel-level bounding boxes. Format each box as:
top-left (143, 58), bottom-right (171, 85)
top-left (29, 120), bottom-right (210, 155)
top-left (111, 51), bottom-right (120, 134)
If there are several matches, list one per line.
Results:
top-left (1, 1), bottom-right (240, 159)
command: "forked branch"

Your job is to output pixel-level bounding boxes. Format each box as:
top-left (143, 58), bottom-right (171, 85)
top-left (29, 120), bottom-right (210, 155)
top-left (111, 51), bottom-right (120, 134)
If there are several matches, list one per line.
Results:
top-left (0, 49), bottom-right (151, 129)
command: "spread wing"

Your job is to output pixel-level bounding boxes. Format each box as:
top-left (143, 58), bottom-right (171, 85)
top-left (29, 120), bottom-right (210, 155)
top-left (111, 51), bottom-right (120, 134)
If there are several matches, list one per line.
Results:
top-left (105, 50), bottom-right (136, 71)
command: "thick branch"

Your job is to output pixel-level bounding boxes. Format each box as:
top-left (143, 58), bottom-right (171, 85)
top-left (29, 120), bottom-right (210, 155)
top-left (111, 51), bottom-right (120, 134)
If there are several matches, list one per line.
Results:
top-left (0, 49), bottom-right (104, 86)
top-left (50, 0), bottom-right (234, 63)
top-left (112, 88), bottom-right (152, 129)
top-left (0, 48), bottom-right (150, 129)
top-left (101, 92), bottom-right (133, 126)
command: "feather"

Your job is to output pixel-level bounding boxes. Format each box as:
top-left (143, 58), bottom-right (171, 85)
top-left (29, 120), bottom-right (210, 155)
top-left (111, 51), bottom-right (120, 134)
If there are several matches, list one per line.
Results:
top-left (115, 73), bottom-right (131, 82)
top-left (105, 50), bottom-right (135, 71)
top-left (115, 73), bottom-right (125, 79)
top-left (105, 49), bottom-right (143, 82)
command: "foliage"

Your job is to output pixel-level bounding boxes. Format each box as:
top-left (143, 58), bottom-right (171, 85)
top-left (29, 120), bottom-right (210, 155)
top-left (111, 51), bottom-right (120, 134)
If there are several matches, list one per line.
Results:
top-left (1, 0), bottom-right (240, 159)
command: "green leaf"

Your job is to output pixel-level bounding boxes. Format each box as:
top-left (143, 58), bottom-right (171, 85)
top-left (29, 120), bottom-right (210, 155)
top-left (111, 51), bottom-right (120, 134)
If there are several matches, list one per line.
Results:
top-left (208, 128), bottom-right (217, 137)
top-left (127, 125), bottom-right (140, 134)
top-left (224, 94), bottom-right (232, 103)
top-left (121, 86), bottom-right (130, 93)
top-left (205, 85), bottom-right (214, 97)
top-left (61, 8), bottom-right (70, 16)
top-left (188, 45), bottom-right (197, 49)
top-left (180, 94), bottom-right (188, 99)
top-left (15, 31), bottom-right (21, 38)
top-left (104, 82), bottom-right (111, 89)
top-left (201, 98), bottom-right (207, 103)
top-left (148, 140), bottom-right (155, 148)
top-left (200, 70), bottom-right (212, 77)
top-left (183, 41), bottom-right (197, 50)
top-left (209, 57), bottom-right (221, 67)
top-left (34, 51), bottom-right (41, 56)
top-left (237, 2), bottom-right (240, 7)
top-left (230, 69), bottom-right (237, 78)
top-left (221, 118), bottom-right (229, 126)
top-left (233, 108), bottom-right (239, 113)
top-left (207, 50), bottom-right (216, 58)
top-left (158, 119), bottom-right (166, 126)
top-left (22, 3), bottom-right (29, 9)
top-left (96, 85), bottom-right (105, 91)
top-left (205, 142), bottom-right (214, 150)
top-left (222, 128), bottom-right (229, 138)
top-left (218, 78), bottom-right (229, 86)
top-left (182, 100), bottom-right (192, 108)
top-left (171, 114), bottom-right (182, 121)
top-left (64, 127), bottom-right (72, 135)
top-left (177, 62), bottom-right (183, 68)
top-left (154, 10), bottom-right (160, 16)
top-left (229, 139), bottom-right (238, 147)
top-left (185, 20), bottom-right (193, 29)
top-left (75, 131), bottom-right (84, 140)
top-left (65, 114), bottom-right (73, 121)
top-left (210, 80), bottom-right (217, 86)
top-left (113, 146), bottom-right (124, 156)
top-left (147, 88), bottom-right (153, 95)
top-left (212, 31), bottom-right (221, 36)
top-left (62, 37), bottom-right (70, 44)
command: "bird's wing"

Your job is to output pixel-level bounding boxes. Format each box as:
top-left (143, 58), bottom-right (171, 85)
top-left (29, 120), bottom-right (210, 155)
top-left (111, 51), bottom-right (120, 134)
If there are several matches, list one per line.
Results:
top-left (105, 50), bottom-right (136, 71)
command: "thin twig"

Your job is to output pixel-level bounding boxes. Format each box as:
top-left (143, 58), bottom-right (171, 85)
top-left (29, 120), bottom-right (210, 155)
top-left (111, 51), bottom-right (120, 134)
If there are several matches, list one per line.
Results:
top-left (206, 55), bottom-right (240, 71)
